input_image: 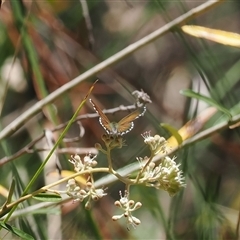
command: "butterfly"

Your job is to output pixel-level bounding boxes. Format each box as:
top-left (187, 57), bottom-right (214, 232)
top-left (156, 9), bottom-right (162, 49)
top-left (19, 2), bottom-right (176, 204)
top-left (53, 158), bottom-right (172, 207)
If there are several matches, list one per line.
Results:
top-left (90, 99), bottom-right (146, 136)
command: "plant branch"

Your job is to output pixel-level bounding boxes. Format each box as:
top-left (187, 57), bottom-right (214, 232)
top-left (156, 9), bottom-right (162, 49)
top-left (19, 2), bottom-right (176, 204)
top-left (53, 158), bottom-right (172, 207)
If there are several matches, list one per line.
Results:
top-left (0, 103), bottom-right (138, 166)
top-left (0, 0), bottom-right (224, 140)
top-left (3, 83), bottom-right (96, 222)
top-left (94, 112), bottom-right (240, 188)
top-left (0, 167), bottom-right (110, 217)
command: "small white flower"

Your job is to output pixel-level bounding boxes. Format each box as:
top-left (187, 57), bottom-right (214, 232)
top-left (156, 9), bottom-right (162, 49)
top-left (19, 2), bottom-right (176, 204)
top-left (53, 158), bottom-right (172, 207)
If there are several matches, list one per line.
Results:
top-left (66, 179), bottom-right (88, 202)
top-left (141, 132), bottom-right (168, 155)
top-left (112, 191), bottom-right (142, 229)
top-left (66, 178), bottom-right (107, 204)
top-left (83, 154), bottom-right (98, 168)
top-left (69, 155), bottom-right (84, 172)
top-left (69, 154), bottom-right (98, 172)
top-left (141, 156), bottom-right (186, 196)
top-left (91, 188), bottom-right (107, 201)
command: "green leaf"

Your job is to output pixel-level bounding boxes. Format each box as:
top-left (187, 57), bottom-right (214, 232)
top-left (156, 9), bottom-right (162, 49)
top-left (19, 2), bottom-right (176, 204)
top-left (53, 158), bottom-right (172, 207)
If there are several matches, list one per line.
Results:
top-left (180, 89), bottom-right (232, 119)
top-left (0, 221), bottom-right (34, 240)
top-left (161, 123), bottom-right (183, 145)
top-left (33, 193), bottom-right (62, 202)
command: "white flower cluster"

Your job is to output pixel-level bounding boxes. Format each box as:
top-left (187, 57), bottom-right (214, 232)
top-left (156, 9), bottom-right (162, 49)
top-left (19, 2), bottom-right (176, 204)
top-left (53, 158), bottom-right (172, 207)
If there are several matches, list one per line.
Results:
top-left (141, 157), bottom-right (186, 196)
top-left (66, 179), bottom-right (107, 207)
top-left (112, 191), bottom-right (142, 229)
top-left (141, 132), bottom-right (168, 155)
top-left (140, 132), bottom-right (186, 196)
top-left (68, 154), bottom-right (97, 172)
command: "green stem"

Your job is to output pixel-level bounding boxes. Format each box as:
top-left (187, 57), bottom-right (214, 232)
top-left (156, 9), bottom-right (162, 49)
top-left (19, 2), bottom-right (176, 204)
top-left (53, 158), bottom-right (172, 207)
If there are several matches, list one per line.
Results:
top-left (10, 0), bottom-right (57, 124)
top-left (0, 0), bottom-right (225, 140)
top-left (105, 143), bottom-right (132, 185)
top-left (135, 154), bottom-right (154, 183)
top-left (3, 83), bottom-right (96, 222)
top-left (0, 167), bottom-right (109, 218)
top-left (106, 145), bottom-right (113, 172)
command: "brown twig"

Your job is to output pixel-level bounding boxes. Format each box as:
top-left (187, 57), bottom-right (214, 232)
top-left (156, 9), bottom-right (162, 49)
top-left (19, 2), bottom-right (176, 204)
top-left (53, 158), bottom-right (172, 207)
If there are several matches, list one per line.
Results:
top-left (0, 103), bottom-right (139, 166)
top-left (0, 0), bottom-right (225, 141)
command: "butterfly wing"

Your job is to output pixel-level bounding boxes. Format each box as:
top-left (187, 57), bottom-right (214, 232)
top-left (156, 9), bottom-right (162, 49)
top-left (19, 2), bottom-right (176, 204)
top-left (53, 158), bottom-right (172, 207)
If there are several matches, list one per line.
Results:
top-left (117, 107), bottom-right (146, 135)
top-left (90, 99), bottom-right (113, 134)
top-left (118, 110), bottom-right (141, 125)
top-left (118, 106), bottom-right (146, 125)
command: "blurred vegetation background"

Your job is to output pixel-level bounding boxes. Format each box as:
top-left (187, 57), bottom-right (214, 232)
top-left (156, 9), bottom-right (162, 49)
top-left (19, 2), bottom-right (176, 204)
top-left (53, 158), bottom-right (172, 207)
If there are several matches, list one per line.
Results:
top-left (0, 0), bottom-right (240, 239)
